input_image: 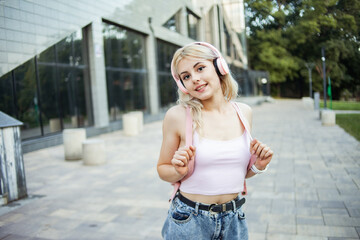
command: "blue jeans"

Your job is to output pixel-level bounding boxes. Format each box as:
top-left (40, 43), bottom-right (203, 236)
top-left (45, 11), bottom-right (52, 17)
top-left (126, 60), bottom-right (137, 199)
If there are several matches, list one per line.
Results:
top-left (162, 195), bottom-right (248, 240)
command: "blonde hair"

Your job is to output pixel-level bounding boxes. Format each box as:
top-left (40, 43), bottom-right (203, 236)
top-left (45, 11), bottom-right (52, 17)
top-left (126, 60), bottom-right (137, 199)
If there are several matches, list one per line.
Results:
top-left (171, 43), bottom-right (239, 131)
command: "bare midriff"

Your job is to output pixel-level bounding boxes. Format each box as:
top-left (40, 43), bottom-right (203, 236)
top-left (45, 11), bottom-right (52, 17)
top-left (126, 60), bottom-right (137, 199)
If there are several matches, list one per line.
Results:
top-left (180, 191), bottom-right (239, 205)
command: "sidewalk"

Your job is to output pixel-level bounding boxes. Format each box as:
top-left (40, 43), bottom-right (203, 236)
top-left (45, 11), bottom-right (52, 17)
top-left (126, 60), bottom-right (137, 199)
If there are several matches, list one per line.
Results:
top-left (0, 99), bottom-right (359, 240)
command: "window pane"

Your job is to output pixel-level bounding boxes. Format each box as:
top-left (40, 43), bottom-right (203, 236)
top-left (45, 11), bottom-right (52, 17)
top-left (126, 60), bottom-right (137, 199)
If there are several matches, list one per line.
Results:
top-left (56, 36), bottom-right (72, 64)
top-left (159, 74), bottom-right (177, 107)
top-left (163, 14), bottom-right (177, 32)
top-left (224, 23), bottom-right (231, 57)
top-left (38, 45), bottom-right (55, 63)
top-left (107, 70), bottom-right (122, 121)
top-left (14, 59), bottom-right (41, 139)
top-left (103, 22), bottom-right (147, 121)
top-left (0, 72), bottom-right (15, 117)
top-left (73, 68), bottom-right (92, 127)
top-left (187, 10), bottom-right (199, 40)
top-left (73, 30), bottom-right (84, 66)
top-left (157, 40), bottom-right (178, 107)
top-left (58, 67), bottom-right (77, 129)
top-left (38, 64), bottom-right (61, 134)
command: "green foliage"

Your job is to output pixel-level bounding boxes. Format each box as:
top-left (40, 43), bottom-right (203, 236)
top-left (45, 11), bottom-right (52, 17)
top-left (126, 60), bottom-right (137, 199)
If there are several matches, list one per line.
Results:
top-left (245, 0), bottom-right (360, 99)
top-left (320, 100), bottom-right (360, 110)
top-left (336, 114), bottom-right (360, 141)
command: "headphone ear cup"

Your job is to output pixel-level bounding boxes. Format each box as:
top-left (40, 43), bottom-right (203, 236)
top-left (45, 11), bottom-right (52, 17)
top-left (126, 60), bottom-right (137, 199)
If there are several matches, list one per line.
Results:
top-left (215, 57), bottom-right (229, 76)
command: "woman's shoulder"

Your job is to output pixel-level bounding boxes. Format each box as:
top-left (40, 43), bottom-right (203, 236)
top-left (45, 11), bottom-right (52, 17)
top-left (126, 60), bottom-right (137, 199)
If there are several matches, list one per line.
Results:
top-left (233, 101), bottom-right (253, 130)
top-left (234, 101), bottom-right (252, 115)
top-left (163, 105), bottom-right (187, 127)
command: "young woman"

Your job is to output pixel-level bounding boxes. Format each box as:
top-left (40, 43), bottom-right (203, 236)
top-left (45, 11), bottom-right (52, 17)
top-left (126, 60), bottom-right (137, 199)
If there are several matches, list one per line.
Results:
top-left (157, 42), bottom-right (273, 239)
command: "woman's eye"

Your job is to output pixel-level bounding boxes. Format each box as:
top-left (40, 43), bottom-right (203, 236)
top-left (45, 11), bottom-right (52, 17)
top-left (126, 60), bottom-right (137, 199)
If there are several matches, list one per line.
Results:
top-left (198, 66), bottom-right (205, 71)
top-left (182, 75), bottom-right (190, 80)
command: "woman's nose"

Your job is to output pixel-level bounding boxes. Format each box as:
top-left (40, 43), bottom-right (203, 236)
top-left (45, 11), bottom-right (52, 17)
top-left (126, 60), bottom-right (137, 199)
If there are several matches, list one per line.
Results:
top-left (192, 73), bottom-right (200, 82)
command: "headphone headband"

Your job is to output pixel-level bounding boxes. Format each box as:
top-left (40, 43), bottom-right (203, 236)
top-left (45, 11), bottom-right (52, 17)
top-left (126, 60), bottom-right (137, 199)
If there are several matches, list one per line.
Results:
top-left (171, 42), bottom-right (229, 94)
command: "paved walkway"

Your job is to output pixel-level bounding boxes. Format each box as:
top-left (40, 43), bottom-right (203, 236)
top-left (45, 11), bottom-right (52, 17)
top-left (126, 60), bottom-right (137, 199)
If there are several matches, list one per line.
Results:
top-left (0, 99), bottom-right (359, 240)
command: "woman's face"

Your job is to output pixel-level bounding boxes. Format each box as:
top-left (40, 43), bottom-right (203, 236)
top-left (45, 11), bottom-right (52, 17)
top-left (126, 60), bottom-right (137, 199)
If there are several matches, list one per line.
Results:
top-left (177, 56), bottom-right (222, 100)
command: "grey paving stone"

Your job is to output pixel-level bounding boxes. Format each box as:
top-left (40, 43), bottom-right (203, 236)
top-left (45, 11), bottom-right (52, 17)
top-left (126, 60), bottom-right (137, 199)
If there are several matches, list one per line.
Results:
top-left (348, 208), bottom-right (360, 217)
top-left (296, 216), bottom-right (324, 225)
top-left (323, 215), bottom-right (360, 227)
top-left (267, 233), bottom-right (327, 240)
top-left (0, 234), bottom-right (32, 240)
top-left (327, 238), bottom-right (360, 240)
top-left (297, 225), bottom-right (358, 238)
top-left (296, 207), bottom-right (322, 216)
top-left (1, 99), bottom-right (359, 239)
top-left (319, 200), bottom-right (346, 208)
top-left (356, 227), bottom-right (360, 238)
top-left (321, 207), bottom-right (349, 216)
top-left (267, 223), bottom-right (296, 235)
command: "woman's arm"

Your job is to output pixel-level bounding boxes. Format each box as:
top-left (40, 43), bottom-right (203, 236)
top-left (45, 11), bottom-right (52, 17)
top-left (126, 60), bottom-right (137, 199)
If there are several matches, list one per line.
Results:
top-left (237, 103), bottom-right (273, 178)
top-left (157, 106), bottom-right (195, 183)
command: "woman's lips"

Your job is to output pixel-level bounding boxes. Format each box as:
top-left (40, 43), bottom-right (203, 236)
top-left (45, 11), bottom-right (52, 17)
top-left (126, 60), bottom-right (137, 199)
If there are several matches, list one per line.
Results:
top-left (195, 84), bottom-right (207, 92)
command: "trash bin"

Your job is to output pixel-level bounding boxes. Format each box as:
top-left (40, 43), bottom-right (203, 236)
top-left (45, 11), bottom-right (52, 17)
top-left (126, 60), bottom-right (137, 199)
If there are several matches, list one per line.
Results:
top-left (0, 111), bottom-right (27, 204)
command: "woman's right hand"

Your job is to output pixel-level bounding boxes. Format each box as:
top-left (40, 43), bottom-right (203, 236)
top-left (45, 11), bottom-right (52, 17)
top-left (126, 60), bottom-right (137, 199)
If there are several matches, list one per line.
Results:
top-left (171, 145), bottom-right (196, 178)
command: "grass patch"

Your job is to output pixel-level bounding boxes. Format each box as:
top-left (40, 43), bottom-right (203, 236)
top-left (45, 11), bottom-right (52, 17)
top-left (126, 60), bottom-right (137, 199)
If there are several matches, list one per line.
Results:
top-left (336, 114), bottom-right (360, 141)
top-left (320, 100), bottom-right (360, 110)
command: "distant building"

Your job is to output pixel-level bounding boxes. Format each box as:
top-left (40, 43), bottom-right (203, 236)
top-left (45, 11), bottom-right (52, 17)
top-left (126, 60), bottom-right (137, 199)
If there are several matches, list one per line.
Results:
top-left (0, 0), bottom-right (252, 152)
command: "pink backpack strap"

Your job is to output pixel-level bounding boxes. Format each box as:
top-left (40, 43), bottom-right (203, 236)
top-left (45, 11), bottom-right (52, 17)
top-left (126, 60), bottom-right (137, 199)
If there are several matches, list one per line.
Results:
top-left (230, 102), bottom-right (257, 196)
top-left (169, 106), bottom-right (194, 201)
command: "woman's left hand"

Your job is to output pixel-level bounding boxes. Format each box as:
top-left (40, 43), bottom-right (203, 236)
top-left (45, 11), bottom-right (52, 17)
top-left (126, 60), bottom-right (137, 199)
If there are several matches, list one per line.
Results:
top-left (250, 139), bottom-right (273, 170)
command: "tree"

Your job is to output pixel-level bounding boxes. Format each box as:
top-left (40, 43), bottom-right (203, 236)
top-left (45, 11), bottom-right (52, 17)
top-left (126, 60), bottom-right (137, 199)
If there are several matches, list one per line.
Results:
top-left (245, 0), bottom-right (360, 99)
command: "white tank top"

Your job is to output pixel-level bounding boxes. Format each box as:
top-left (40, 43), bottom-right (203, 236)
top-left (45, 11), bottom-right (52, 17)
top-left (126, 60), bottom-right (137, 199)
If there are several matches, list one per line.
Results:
top-left (180, 124), bottom-right (252, 195)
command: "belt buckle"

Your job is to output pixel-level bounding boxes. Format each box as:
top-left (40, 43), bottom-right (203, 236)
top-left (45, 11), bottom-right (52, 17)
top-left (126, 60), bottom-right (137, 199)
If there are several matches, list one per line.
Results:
top-left (222, 203), bottom-right (227, 212)
top-left (209, 203), bottom-right (227, 214)
top-left (209, 204), bottom-right (216, 214)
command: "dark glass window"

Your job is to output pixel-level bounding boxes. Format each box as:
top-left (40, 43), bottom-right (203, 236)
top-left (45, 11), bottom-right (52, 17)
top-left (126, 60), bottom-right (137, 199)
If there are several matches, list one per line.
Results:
top-left (230, 65), bottom-right (248, 96)
top-left (187, 9), bottom-right (199, 40)
top-left (103, 22), bottom-right (148, 122)
top-left (224, 22), bottom-right (231, 57)
top-left (233, 44), bottom-right (238, 60)
top-left (163, 10), bottom-right (181, 33)
top-left (13, 59), bottom-right (42, 139)
top-left (157, 40), bottom-right (179, 108)
top-left (37, 30), bottom-right (92, 133)
top-left (163, 15), bottom-right (177, 32)
top-left (37, 60), bottom-right (61, 134)
top-left (0, 72), bottom-right (15, 117)
top-left (0, 29), bottom-right (93, 140)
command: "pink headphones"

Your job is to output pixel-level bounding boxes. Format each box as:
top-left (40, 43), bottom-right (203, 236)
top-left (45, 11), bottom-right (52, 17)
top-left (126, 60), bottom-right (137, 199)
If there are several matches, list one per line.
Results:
top-left (171, 42), bottom-right (230, 94)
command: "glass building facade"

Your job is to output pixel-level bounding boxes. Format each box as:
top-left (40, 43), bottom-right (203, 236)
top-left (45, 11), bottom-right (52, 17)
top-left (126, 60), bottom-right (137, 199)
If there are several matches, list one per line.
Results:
top-left (157, 40), bottom-right (179, 108)
top-left (102, 22), bottom-right (148, 121)
top-left (187, 9), bottom-right (199, 40)
top-left (0, 30), bottom-right (93, 140)
top-left (0, 1), bottom-right (250, 149)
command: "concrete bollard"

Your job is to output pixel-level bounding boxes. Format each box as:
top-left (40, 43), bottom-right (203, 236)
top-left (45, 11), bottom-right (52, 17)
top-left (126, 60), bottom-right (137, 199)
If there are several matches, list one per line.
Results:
top-left (63, 128), bottom-right (86, 160)
top-left (321, 110), bottom-right (336, 126)
top-left (71, 116), bottom-right (78, 128)
top-left (314, 92), bottom-right (320, 110)
top-left (130, 111), bottom-right (144, 132)
top-left (49, 118), bottom-right (61, 132)
top-left (82, 139), bottom-right (106, 166)
top-left (123, 113), bottom-right (139, 136)
top-left (302, 97), bottom-right (314, 110)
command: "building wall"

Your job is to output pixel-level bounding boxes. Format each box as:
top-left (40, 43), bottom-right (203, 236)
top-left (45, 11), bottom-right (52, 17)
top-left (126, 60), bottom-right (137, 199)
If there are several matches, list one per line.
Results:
top-left (0, 0), bottom-right (198, 77)
top-left (0, 0), bottom-right (249, 152)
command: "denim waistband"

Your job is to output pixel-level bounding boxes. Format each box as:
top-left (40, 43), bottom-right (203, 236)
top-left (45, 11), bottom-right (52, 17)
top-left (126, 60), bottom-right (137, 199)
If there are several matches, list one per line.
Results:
top-left (177, 193), bottom-right (245, 213)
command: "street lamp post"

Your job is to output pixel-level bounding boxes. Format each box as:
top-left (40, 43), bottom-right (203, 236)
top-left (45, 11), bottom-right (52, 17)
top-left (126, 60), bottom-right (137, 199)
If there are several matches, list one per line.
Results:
top-left (305, 62), bottom-right (315, 98)
top-left (321, 47), bottom-right (327, 109)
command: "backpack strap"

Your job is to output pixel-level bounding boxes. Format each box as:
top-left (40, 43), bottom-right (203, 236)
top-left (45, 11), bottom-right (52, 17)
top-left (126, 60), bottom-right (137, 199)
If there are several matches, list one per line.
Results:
top-left (169, 106), bottom-right (194, 201)
top-left (230, 102), bottom-right (257, 196)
